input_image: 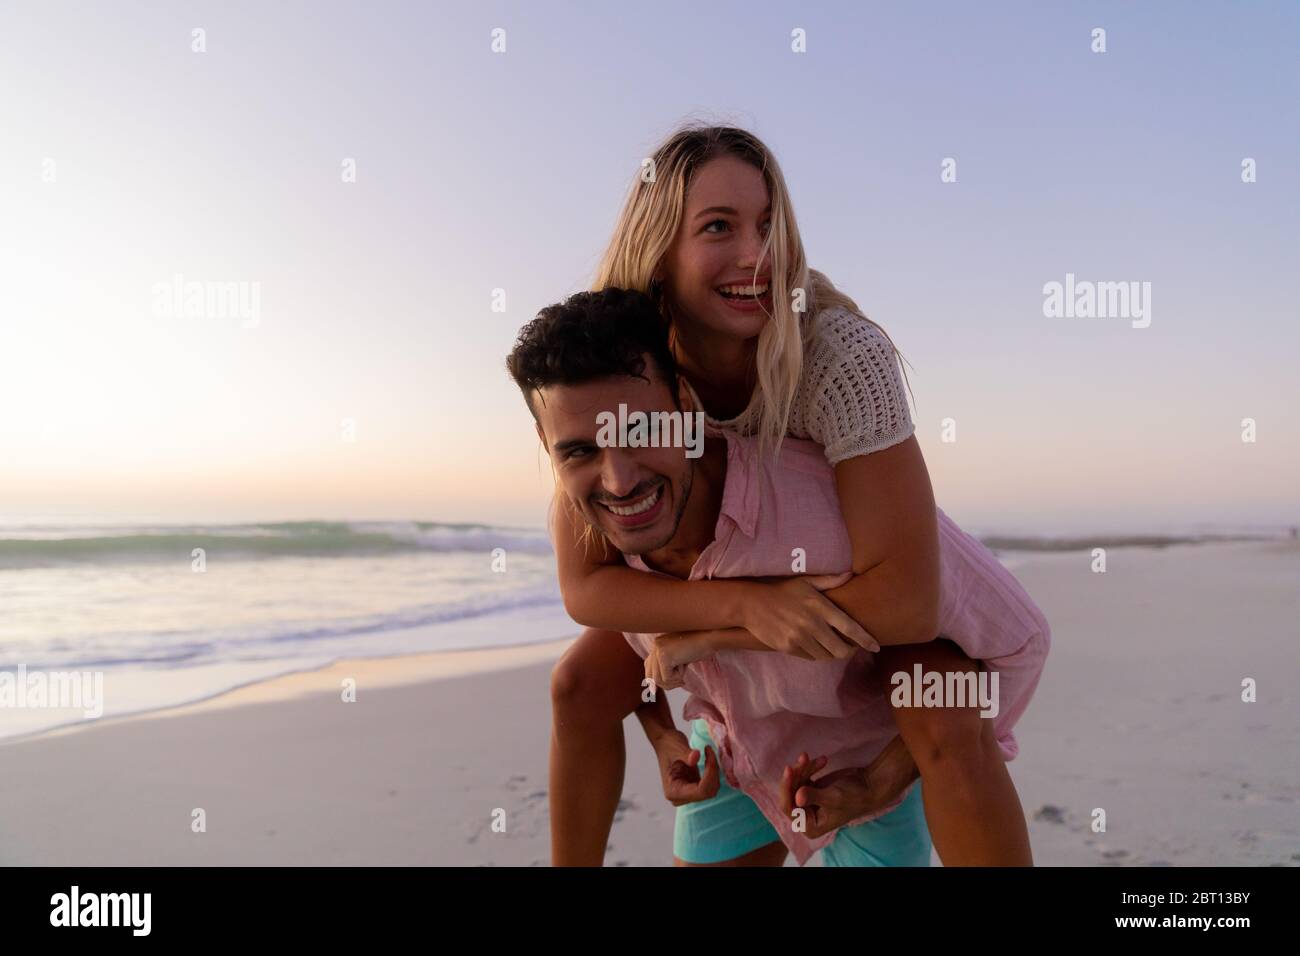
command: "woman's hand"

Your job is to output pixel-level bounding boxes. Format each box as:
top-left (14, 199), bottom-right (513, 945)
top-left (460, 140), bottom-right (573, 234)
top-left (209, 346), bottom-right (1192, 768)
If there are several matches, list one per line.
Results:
top-left (741, 574), bottom-right (880, 659)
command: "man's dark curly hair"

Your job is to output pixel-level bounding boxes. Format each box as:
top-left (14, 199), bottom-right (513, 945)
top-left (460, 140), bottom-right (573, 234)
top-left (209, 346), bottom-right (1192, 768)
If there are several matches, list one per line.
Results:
top-left (506, 288), bottom-right (680, 418)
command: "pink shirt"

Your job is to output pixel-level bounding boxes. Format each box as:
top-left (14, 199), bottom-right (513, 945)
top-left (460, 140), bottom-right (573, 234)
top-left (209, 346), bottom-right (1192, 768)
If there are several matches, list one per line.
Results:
top-left (622, 429), bottom-right (1051, 864)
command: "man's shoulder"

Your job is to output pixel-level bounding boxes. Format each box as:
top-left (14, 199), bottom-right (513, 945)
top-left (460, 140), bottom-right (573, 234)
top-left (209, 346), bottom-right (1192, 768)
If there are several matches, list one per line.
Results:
top-left (725, 429), bottom-right (834, 482)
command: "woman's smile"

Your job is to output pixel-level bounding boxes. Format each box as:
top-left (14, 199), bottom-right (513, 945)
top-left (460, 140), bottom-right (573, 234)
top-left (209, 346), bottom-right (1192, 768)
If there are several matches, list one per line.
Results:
top-left (714, 281), bottom-right (772, 313)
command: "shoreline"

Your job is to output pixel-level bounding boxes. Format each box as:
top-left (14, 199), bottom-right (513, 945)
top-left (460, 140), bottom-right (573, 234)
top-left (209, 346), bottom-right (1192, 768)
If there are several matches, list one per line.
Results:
top-left (4, 537), bottom-right (1283, 743)
top-left (0, 598), bottom-right (579, 743)
top-left (0, 635), bottom-right (577, 748)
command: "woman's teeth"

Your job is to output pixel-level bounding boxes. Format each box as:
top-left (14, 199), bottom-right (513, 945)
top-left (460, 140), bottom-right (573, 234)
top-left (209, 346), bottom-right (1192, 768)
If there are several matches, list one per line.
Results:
top-left (717, 283), bottom-right (769, 299)
top-left (606, 486), bottom-right (661, 517)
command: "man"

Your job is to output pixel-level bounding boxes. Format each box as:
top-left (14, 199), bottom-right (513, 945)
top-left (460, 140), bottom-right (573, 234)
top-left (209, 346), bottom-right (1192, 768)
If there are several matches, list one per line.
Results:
top-left (507, 288), bottom-right (1049, 865)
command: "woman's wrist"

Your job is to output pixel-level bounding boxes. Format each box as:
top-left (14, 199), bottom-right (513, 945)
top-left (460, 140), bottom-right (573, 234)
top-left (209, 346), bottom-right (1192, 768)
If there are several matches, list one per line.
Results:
top-left (723, 579), bottom-right (763, 631)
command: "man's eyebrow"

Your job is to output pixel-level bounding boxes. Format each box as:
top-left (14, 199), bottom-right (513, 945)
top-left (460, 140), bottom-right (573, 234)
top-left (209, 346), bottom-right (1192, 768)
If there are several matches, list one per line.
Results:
top-left (551, 437), bottom-right (594, 453)
top-left (693, 204), bottom-right (771, 220)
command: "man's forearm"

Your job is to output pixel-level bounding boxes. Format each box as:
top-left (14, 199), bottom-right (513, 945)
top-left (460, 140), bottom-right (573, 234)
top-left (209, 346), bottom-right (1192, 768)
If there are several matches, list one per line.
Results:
top-left (679, 627), bottom-right (765, 655)
top-left (633, 689), bottom-right (679, 748)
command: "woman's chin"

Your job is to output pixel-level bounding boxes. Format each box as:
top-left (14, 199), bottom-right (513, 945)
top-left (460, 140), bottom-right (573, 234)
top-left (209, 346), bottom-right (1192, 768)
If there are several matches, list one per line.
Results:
top-left (705, 298), bottom-right (770, 339)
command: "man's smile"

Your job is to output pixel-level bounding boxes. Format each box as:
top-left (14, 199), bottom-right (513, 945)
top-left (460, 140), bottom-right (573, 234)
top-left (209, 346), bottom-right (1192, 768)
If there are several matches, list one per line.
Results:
top-left (595, 481), bottom-right (666, 527)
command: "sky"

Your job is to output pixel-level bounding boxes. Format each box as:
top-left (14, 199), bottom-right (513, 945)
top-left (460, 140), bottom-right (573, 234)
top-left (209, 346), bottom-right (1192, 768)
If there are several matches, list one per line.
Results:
top-left (1, 1), bottom-right (1296, 535)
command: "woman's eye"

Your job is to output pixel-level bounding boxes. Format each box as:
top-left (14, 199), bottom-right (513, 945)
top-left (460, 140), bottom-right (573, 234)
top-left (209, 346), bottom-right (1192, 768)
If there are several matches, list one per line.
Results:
top-left (703, 218), bottom-right (767, 236)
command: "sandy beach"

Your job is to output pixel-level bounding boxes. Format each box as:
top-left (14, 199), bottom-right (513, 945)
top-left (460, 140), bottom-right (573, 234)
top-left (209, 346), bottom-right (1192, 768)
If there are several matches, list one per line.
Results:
top-left (2, 539), bottom-right (1296, 867)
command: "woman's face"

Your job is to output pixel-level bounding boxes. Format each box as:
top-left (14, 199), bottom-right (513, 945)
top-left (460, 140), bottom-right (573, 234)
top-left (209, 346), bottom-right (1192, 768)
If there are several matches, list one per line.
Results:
top-left (661, 154), bottom-right (774, 343)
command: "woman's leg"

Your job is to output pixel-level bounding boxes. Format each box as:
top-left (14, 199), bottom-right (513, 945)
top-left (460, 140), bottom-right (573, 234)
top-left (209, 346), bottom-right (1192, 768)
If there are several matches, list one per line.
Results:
top-left (549, 627), bottom-right (645, 866)
top-left (874, 639), bottom-right (1032, 865)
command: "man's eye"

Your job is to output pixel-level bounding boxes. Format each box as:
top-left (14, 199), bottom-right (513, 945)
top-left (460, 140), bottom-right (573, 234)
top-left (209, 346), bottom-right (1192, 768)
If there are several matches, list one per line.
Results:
top-left (564, 447), bottom-right (594, 461)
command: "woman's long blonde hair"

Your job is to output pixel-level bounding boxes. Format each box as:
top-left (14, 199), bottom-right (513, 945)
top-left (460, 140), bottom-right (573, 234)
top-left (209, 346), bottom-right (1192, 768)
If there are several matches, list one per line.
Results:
top-left (593, 122), bottom-right (908, 455)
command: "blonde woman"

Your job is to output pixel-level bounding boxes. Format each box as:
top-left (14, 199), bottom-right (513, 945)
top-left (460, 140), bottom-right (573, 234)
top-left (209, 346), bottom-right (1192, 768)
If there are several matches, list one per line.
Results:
top-left (548, 124), bottom-right (1044, 866)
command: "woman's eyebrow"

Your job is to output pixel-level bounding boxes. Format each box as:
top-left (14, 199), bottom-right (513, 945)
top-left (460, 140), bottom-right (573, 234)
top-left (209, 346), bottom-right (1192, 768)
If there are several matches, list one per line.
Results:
top-left (692, 204), bottom-right (772, 220)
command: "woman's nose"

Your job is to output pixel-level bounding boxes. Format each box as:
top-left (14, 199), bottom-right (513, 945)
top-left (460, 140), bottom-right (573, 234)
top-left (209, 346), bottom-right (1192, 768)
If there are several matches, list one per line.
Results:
top-left (737, 226), bottom-right (768, 271)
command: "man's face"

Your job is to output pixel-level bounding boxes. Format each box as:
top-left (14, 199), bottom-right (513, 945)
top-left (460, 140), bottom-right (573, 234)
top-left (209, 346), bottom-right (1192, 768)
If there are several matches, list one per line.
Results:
top-left (533, 372), bottom-right (693, 556)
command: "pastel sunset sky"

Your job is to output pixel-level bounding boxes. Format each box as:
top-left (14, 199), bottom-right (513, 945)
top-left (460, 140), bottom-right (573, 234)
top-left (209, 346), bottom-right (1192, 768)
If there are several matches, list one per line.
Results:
top-left (2, 1), bottom-right (1295, 534)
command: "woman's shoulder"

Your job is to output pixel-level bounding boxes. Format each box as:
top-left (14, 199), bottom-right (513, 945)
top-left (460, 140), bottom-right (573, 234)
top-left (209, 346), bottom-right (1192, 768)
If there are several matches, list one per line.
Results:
top-left (807, 305), bottom-right (896, 359)
top-left (800, 304), bottom-right (906, 401)
top-left (792, 305), bottom-right (914, 463)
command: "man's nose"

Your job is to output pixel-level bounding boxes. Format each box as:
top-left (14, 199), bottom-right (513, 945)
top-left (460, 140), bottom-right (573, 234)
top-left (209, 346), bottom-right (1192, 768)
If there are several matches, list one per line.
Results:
top-left (600, 451), bottom-right (643, 499)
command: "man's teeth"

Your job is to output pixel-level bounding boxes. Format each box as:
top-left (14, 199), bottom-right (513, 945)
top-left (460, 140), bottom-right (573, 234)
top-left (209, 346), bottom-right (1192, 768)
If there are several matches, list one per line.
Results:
top-left (717, 283), bottom-right (769, 297)
top-left (607, 487), bottom-right (661, 517)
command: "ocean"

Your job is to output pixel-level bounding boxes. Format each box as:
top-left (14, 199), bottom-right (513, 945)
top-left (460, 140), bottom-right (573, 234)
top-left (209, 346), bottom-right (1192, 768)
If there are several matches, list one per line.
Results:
top-left (0, 520), bottom-right (570, 739)
top-left (1, 517), bottom-right (1285, 741)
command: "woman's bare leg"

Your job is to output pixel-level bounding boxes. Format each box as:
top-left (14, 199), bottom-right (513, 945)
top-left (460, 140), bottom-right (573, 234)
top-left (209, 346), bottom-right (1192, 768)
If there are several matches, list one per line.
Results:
top-left (549, 627), bottom-right (645, 866)
top-left (874, 639), bottom-right (1032, 865)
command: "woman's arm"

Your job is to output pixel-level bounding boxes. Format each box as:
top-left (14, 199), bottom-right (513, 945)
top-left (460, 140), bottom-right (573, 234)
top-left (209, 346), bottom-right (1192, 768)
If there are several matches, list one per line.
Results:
top-left (819, 437), bottom-right (942, 646)
top-left (551, 491), bottom-right (870, 658)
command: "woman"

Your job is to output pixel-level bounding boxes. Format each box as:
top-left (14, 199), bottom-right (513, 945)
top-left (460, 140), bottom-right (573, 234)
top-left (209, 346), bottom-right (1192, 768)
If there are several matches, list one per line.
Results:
top-left (549, 124), bottom-right (1038, 866)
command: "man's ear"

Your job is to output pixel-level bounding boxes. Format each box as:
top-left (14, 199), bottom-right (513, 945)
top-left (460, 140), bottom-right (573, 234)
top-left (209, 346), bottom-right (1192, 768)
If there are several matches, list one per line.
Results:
top-left (534, 420), bottom-right (548, 450)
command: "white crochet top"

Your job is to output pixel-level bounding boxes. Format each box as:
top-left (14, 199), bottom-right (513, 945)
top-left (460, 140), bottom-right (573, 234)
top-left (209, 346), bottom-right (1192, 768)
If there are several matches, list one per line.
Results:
top-left (688, 306), bottom-right (915, 465)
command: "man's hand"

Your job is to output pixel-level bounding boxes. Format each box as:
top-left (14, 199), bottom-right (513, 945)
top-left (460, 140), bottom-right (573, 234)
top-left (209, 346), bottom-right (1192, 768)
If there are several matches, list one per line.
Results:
top-left (742, 574), bottom-right (880, 660)
top-left (778, 735), bottom-right (919, 839)
top-left (779, 755), bottom-right (871, 839)
top-left (644, 633), bottom-right (710, 690)
top-left (653, 729), bottom-right (721, 807)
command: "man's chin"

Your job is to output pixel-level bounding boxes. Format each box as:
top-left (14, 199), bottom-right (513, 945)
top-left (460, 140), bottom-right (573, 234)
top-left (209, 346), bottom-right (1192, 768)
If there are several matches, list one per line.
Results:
top-left (603, 527), bottom-right (655, 556)
top-left (598, 517), bottom-right (669, 556)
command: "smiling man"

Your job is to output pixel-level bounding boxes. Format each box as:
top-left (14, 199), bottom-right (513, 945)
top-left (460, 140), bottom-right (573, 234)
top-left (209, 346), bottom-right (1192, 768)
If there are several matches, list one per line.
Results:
top-left (506, 288), bottom-right (1049, 866)
top-left (508, 288), bottom-right (930, 865)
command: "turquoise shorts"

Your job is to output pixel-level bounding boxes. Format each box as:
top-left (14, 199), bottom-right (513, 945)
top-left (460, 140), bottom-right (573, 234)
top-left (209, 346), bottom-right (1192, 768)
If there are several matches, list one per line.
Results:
top-left (673, 719), bottom-right (933, 866)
